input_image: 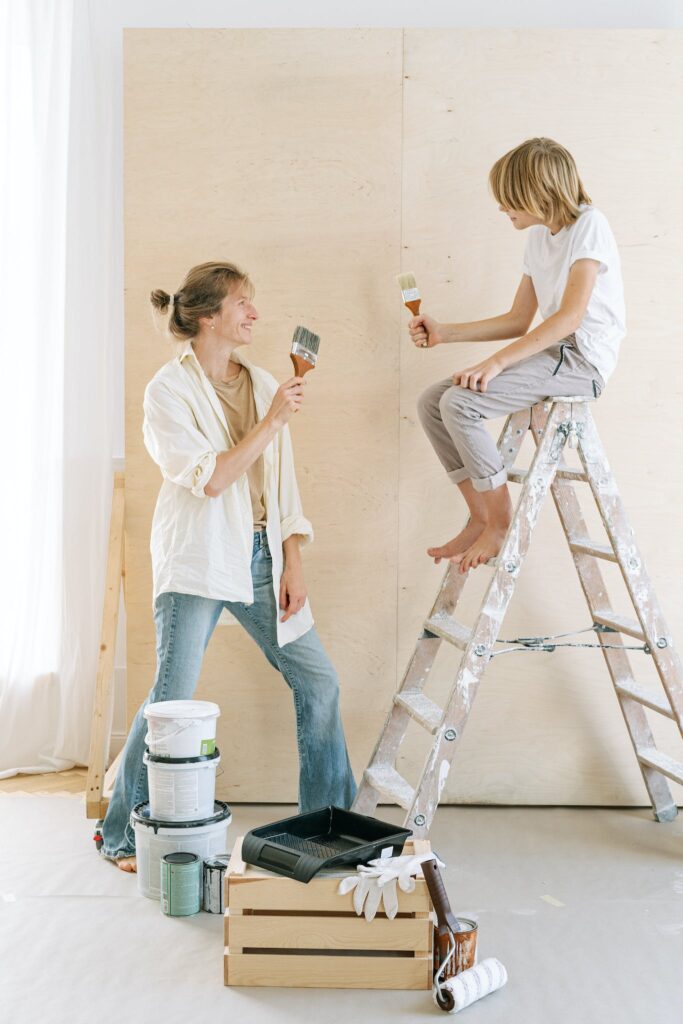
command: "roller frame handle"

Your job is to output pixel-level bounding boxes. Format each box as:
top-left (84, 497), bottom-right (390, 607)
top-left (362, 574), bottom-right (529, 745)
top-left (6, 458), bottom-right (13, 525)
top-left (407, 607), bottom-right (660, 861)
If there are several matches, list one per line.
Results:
top-left (422, 856), bottom-right (459, 936)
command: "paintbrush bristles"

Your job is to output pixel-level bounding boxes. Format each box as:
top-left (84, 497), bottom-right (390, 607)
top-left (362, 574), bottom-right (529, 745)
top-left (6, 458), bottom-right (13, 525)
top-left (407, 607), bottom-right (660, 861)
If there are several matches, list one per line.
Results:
top-left (397, 272), bottom-right (418, 294)
top-left (397, 272), bottom-right (421, 305)
top-left (291, 325), bottom-right (320, 356)
top-left (397, 272), bottom-right (421, 317)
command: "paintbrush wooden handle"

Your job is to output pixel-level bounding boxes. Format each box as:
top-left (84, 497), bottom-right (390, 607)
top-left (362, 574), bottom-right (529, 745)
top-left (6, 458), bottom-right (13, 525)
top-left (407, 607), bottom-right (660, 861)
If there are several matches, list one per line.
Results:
top-left (404, 299), bottom-right (421, 316)
top-left (290, 353), bottom-right (315, 377)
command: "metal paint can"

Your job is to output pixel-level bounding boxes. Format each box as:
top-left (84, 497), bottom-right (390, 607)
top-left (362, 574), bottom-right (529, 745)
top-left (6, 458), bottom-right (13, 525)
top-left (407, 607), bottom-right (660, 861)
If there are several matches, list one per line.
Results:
top-left (453, 917), bottom-right (478, 974)
top-left (160, 852), bottom-right (201, 917)
top-left (202, 854), bottom-right (230, 913)
top-left (433, 917), bottom-right (478, 979)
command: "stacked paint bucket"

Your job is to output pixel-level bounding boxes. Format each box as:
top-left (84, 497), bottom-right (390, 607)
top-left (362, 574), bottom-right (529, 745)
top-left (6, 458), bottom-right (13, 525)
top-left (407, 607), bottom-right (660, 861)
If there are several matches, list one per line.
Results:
top-left (129, 699), bottom-right (232, 916)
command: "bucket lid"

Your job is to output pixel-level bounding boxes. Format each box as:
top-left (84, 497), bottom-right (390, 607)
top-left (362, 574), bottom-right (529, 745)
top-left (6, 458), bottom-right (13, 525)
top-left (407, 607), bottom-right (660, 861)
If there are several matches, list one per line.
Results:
top-left (131, 800), bottom-right (232, 833)
top-left (143, 699), bottom-right (221, 721)
top-left (144, 747), bottom-right (221, 765)
top-left (163, 852), bottom-right (200, 865)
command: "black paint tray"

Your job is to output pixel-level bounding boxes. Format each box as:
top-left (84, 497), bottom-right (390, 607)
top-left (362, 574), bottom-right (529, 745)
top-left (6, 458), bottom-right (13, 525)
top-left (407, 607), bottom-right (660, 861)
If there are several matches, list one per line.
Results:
top-left (241, 806), bottom-right (412, 883)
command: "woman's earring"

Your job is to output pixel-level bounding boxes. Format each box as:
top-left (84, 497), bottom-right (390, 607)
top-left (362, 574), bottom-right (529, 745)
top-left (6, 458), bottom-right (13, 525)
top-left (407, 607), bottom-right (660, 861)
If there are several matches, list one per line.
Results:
top-left (211, 323), bottom-right (215, 330)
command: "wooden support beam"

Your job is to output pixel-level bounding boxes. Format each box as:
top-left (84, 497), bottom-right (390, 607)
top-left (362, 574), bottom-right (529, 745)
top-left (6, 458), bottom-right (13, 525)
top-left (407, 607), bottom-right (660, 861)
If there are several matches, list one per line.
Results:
top-left (86, 472), bottom-right (125, 819)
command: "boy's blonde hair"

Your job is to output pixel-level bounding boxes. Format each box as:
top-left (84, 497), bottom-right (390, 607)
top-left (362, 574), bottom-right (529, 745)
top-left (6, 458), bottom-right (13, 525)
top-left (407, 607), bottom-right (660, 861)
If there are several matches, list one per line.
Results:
top-left (489, 138), bottom-right (591, 229)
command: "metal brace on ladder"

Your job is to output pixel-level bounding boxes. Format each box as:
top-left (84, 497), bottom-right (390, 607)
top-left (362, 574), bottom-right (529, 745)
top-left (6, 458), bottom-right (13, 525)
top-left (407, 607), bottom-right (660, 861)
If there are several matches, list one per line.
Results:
top-left (352, 396), bottom-right (683, 836)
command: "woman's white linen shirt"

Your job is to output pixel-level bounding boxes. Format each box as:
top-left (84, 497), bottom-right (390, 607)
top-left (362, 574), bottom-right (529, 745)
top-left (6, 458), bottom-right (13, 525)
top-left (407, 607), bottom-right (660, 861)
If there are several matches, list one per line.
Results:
top-left (142, 343), bottom-right (314, 647)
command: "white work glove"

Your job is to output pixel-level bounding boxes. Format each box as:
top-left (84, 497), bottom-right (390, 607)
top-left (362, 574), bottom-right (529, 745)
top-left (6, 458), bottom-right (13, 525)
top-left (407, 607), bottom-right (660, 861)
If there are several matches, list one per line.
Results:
top-left (367, 851), bottom-right (445, 890)
top-left (338, 851), bottom-right (445, 922)
top-left (338, 871), bottom-right (387, 921)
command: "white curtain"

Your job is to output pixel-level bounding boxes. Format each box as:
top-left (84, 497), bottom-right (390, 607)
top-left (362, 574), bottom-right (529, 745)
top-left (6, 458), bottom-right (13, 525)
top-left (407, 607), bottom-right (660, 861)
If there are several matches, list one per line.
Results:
top-left (0, 0), bottom-right (114, 777)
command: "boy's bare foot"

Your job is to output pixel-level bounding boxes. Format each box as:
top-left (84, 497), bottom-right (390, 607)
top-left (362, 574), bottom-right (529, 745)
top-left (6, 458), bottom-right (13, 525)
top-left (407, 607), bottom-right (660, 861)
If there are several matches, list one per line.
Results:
top-left (115, 856), bottom-right (137, 873)
top-left (457, 523), bottom-right (509, 573)
top-left (427, 520), bottom-right (486, 564)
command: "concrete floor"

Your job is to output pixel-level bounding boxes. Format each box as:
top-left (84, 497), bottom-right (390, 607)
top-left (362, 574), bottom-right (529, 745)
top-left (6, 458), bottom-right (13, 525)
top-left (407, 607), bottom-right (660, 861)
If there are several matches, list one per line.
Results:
top-left (1, 795), bottom-right (681, 1024)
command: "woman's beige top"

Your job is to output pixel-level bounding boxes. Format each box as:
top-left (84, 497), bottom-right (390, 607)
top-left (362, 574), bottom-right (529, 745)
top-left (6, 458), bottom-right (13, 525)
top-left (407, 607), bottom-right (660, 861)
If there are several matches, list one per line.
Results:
top-left (209, 365), bottom-right (267, 528)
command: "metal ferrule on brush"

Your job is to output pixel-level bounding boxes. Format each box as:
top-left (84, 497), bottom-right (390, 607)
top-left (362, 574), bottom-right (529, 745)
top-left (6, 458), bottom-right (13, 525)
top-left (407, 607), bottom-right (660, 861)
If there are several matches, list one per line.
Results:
top-left (291, 339), bottom-right (318, 366)
top-left (400, 287), bottom-right (420, 304)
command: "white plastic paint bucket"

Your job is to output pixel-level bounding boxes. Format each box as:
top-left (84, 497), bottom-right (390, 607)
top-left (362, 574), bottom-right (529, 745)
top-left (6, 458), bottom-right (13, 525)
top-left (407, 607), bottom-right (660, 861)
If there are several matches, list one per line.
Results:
top-left (143, 699), bottom-right (220, 759)
top-left (131, 800), bottom-right (232, 901)
top-left (143, 748), bottom-right (221, 822)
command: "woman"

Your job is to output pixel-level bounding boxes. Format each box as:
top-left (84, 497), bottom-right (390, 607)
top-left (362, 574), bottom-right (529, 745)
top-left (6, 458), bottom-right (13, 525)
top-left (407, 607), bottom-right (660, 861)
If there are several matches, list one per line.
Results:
top-left (101, 261), bottom-right (357, 871)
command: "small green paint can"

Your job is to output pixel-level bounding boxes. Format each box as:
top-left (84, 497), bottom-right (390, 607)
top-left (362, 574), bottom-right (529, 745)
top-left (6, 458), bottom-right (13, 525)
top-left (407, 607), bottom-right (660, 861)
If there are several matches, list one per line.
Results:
top-left (160, 852), bottom-right (201, 917)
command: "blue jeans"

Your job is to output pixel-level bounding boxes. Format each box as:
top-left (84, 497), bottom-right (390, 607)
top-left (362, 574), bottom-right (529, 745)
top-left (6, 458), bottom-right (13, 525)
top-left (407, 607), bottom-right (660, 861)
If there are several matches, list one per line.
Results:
top-left (101, 530), bottom-right (357, 858)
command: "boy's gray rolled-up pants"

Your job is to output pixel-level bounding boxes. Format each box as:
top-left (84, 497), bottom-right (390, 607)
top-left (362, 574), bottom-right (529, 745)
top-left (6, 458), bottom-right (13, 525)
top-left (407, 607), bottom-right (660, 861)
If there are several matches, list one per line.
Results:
top-left (417, 335), bottom-right (605, 493)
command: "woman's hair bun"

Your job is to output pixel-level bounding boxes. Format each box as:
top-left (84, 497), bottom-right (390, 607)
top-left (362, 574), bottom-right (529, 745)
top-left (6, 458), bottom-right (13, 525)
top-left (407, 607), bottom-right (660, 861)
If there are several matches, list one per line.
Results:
top-left (151, 289), bottom-right (172, 313)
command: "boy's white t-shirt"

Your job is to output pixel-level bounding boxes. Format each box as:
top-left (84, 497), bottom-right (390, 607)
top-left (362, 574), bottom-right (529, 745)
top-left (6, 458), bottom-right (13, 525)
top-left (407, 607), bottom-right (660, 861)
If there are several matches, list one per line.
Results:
top-left (522, 204), bottom-right (626, 382)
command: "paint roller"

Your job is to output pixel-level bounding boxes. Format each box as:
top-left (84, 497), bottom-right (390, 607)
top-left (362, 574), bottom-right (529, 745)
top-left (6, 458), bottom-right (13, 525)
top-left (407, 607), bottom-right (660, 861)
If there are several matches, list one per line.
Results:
top-left (422, 857), bottom-right (508, 1013)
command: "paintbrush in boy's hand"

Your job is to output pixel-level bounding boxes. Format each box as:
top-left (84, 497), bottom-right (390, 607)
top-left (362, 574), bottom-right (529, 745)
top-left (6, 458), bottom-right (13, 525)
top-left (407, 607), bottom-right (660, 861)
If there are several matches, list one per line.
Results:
top-left (397, 272), bottom-right (421, 316)
top-left (398, 272), bottom-right (431, 348)
top-left (290, 325), bottom-right (320, 376)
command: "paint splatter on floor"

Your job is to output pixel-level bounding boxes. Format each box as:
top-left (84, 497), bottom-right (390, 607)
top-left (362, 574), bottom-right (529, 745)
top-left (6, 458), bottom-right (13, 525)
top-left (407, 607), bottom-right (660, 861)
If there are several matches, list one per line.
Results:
top-left (540, 894), bottom-right (565, 907)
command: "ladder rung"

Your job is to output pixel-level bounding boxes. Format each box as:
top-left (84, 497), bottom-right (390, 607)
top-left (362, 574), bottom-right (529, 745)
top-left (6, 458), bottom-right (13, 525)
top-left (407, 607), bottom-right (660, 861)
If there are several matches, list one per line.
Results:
top-left (424, 614), bottom-right (472, 650)
top-left (637, 747), bottom-right (683, 785)
top-left (508, 465), bottom-right (587, 483)
top-left (364, 766), bottom-right (416, 811)
top-left (394, 690), bottom-right (444, 733)
top-left (569, 536), bottom-right (617, 562)
top-left (593, 609), bottom-right (646, 641)
top-left (614, 681), bottom-right (675, 719)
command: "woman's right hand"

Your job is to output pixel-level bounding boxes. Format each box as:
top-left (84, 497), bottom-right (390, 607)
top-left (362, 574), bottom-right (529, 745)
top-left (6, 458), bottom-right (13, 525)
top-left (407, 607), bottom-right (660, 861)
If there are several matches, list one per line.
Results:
top-left (409, 313), bottom-right (443, 348)
top-left (266, 377), bottom-right (305, 428)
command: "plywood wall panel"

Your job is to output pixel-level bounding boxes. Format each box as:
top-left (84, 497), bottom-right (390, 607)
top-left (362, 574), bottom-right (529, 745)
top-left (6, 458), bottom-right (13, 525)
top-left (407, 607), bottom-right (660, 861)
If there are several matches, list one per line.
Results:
top-left (126, 28), bottom-right (682, 806)
top-left (399, 29), bottom-right (683, 804)
top-left (124, 29), bottom-right (403, 801)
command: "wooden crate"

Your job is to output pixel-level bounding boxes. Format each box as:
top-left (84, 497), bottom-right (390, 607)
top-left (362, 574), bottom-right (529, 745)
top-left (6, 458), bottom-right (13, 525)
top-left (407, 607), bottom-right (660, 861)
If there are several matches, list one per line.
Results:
top-left (224, 837), bottom-right (434, 989)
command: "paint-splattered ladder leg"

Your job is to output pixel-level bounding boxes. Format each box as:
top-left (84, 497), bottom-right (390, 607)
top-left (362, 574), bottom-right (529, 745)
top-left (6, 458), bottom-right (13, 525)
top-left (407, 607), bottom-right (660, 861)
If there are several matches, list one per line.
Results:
top-left (577, 409), bottom-right (683, 734)
top-left (405, 403), bottom-right (570, 838)
top-left (531, 403), bottom-right (678, 822)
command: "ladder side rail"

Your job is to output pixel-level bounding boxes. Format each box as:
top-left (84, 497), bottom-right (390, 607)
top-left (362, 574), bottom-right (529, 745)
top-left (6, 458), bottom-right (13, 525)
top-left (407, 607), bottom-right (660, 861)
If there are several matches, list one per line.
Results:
top-left (530, 405), bottom-right (676, 821)
top-left (578, 410), bottom-right (683, 732)
top-left (406, 402), bottom-right (569, 836)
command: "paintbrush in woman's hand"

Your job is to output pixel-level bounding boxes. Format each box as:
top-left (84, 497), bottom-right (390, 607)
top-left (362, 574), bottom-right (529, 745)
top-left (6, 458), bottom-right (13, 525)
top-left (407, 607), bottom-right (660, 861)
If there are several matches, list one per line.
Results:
top-left (290, 325), bottom-right (320, 377)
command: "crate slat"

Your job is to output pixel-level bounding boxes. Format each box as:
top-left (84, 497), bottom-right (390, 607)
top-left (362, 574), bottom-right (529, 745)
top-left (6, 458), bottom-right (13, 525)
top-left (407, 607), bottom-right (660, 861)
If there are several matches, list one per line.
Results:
top-left (224, 949), bottom-right (433, 989)
top-left (227, 876), bottom-right (431, 914)
top-left (226, 912), bottom-right (432, 951)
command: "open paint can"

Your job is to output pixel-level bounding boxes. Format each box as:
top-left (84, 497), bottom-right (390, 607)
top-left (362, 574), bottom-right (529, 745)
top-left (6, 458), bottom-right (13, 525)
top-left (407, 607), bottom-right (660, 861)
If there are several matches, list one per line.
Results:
top-left (202, 854), bottom-right (231, 914)
top-left (434, 917), bottom-right (478, 980)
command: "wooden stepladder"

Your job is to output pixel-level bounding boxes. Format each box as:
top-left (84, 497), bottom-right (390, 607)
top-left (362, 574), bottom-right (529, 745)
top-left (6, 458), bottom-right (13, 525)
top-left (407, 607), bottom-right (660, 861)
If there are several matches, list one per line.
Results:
top-left (352, 396), bottom-right (683, 836)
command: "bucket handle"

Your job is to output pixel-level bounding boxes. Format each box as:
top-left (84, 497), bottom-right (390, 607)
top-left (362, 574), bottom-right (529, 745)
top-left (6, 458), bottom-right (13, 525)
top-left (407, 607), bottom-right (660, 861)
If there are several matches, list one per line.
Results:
top-left (144, 718), bottom-right (195, 747)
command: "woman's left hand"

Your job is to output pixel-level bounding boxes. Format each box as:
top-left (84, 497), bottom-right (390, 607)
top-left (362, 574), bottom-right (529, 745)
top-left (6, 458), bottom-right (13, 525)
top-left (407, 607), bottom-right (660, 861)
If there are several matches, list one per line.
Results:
top-left (452, 356), bottom-right (505, 393)
top-left (279, 564), bottom-right (308, 622)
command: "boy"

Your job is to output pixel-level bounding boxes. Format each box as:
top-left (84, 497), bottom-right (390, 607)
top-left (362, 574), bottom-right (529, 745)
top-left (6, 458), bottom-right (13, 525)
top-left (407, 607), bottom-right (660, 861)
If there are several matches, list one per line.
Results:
top-left (411, 137), bottom-right (625, 572)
